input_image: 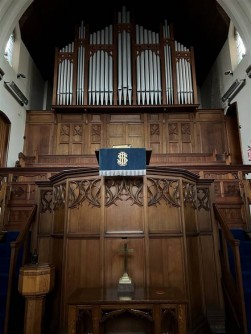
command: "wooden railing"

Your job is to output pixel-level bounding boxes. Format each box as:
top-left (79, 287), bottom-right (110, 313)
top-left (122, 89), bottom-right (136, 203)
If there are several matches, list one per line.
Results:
top-left (4, 205), bottom-right (37, 334)
top-left (213, 203), bottom-right (248, 334)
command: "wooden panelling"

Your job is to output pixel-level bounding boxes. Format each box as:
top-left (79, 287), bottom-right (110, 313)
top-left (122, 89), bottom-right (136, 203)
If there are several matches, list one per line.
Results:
top-left (182, 181), bottom-right (197, 233)
top-left (53, 207), bottom-right (65, 234)
top-left (105, 201), bottom-right (144, 233)
top-left (38, 236), bottom-right (52, 263)
top-left (186, 236), bottom-right (204, 320)
top-left (198, 122), bottom-right (226, 154)
top-left (148, 236), bottom-right (186, 292)
top-left (38, 189), bottom-right (53, 234)
top-left (197, 185), bottom-right (213, 232)
top-left (105, 177), bottom-right (144, 233)
top-left (68, 202), bottom-right (101, 234)
top-left (25, 123), bottom-right (54, 156)
top-left (196, 110), bottom-right (225, 121)
top-left (147, 177), bottom-right (182, 233)
top-left (67, 178), bottom-right (101, 234)
top-left (199, 235), bottom-right (223, 308)
top-left (64, 238), bottom-right (101, 311)
top-left (24, 110), bottom-right (229, 159)
top-left (26, 112), bottom-right (55, 123)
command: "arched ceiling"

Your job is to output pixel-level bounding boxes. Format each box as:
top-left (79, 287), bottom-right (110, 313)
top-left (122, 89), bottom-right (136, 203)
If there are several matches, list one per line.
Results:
top-left (19, 0), bottom-right (230, 85)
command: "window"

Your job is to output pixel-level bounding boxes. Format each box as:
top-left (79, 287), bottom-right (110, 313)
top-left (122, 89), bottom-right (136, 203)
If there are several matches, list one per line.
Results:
top-left (234, 28), bottom-right (246, 64)
top-left (4, 31), bottom-right (15, 66)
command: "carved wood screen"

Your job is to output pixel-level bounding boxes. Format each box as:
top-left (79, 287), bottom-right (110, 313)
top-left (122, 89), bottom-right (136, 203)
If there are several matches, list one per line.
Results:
top-left (35, 169), bottom-right (224, 332)
top-left (24, 110), bottom-right (227, 158)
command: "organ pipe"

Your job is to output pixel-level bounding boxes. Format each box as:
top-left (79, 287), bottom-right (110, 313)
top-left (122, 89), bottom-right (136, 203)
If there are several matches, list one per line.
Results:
top-left (53, 7), bottom-right (197, 107)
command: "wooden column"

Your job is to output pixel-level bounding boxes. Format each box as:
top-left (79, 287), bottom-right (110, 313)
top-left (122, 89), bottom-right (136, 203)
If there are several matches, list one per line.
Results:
top-left (18, 263), bottom-right (55, 334)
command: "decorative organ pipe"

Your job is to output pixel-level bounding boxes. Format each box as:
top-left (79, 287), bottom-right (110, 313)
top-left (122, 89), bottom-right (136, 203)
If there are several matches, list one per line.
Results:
top-left (53, 6), bottom-right (197, 107)
top-left (163, 20), bottom-right (173, 104)
top-left (88, 25), bottom-right (113, 105)
top-left (77, 21), bottom-right (85, 105)
top-left (175, 41), bottom-right (193, 104)
top-left (57, 42), bottom-right (74, 105)
top-left (136, 26), bottom-right (162, 105)
top-left (117, 6), bottom-right (132, 105)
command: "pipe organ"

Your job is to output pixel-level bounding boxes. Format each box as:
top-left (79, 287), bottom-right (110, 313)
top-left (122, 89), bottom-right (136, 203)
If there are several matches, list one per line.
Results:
top-left (53, 6), bottom-right (198, 108)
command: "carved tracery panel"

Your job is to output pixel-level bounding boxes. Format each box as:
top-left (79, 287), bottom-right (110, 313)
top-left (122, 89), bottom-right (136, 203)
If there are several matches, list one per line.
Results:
top-left (105, 177), bottom-right (143, 207)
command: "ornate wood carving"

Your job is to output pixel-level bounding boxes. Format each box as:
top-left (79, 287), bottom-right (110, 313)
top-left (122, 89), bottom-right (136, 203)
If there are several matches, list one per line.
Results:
top-left (73, 124), bottom-right (83, 141)
top-left (150, 124), bottom-right (160, 136)
top-left (168, 123), bottom-right (178, 139)
top-left (68, 179), bottom-right (101, 208)
top-left (181, 123), bottom-right (191, 141)
top-left (53, 183), bottom-right (66, 210)
top-left (183, 182), bottom-right (196, 208)
top-left (147, 178), bottom-right (180, 207)
top-left (197, 188), bottom-right (210, 211)
top-left (91, 124), bottom-right (101, 142)
top-left (204, 172), bottom-right (239, 180)
top-left (40, 190), bottom-right (53, 213)
top-left (60, 124), bottom-right (70, 142)
top-left (223, 182), bottom-right (241, 197)
top-left (105, 177), bottom-right (143, 207)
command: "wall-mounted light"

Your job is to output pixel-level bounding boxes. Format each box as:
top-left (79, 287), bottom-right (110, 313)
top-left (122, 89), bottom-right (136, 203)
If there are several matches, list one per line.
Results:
top-left (224, 70), bottom-right (233, 76)
top-left (246, 65), bottom-right (251, 78)
top-left (0, 67), bottom-right (5, 81)
top-left (17, 73), bottom-right (26, 79)
top-left (221, 79), bottom-right (246, 103)
top-left (4, 81), bottom-right (28, 106)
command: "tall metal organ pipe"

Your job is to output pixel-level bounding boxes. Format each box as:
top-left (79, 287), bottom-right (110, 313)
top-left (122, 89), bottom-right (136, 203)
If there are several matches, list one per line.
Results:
top-left (55, 7), bottom-right (195, 107)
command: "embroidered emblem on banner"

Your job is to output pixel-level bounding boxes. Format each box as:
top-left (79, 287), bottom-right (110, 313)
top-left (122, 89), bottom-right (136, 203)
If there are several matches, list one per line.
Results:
top-left (117, 151), bottom-right (128, 166)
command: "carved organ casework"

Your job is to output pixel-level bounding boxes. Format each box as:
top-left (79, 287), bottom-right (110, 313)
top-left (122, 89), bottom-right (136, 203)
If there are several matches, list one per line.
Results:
top-left (52, 6), bottom-right (198, 108)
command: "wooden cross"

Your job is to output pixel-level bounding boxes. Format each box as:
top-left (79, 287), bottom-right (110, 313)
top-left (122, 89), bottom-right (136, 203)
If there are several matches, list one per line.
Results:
top-left (120, 243), bottom-right (133, 274)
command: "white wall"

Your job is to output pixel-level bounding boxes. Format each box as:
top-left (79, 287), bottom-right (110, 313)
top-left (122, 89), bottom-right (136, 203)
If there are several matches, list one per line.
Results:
top-left (201, 20), bottom-right (251, 164)
top-left (0, 1), bottom-right (45, 167)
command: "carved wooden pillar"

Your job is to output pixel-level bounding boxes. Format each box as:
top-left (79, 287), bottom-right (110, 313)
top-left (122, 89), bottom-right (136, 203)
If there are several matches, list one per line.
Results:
top-left (18, 263), bottom-right (55, 334)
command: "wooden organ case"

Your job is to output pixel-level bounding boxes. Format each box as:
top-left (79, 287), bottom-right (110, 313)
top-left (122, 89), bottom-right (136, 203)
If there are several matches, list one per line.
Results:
top-left (52, 6), bottom-right (198, 109)
top-left (23, 5), bottom-right (231, 334)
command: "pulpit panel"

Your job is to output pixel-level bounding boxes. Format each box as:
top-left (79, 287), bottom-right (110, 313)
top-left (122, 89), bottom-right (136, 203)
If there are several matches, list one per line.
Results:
top-left (199, 235), bottom-right (223, 307)
top-left (53, 182), bottom-right (66, 234)
top-left (186, 237), bottom-right (204, 318)
top-left (105, 177), bottom-right (144, 233)
top-left (147, 177), bottom-right (182, 233)
top-left (182, 181), bottom-right (197, 233)
top-left (64, 238), bottom-right (101, 298)
top-left (67, 178), bottom-right (101, 234)
top-left (148, 237), bottom-right (186, 292)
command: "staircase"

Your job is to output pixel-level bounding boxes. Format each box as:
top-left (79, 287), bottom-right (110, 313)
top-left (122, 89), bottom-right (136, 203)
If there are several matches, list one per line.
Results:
top-left (0, 231), bottom-right (19, 334)
top-left (231, 229), bottom-right (251, 334)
